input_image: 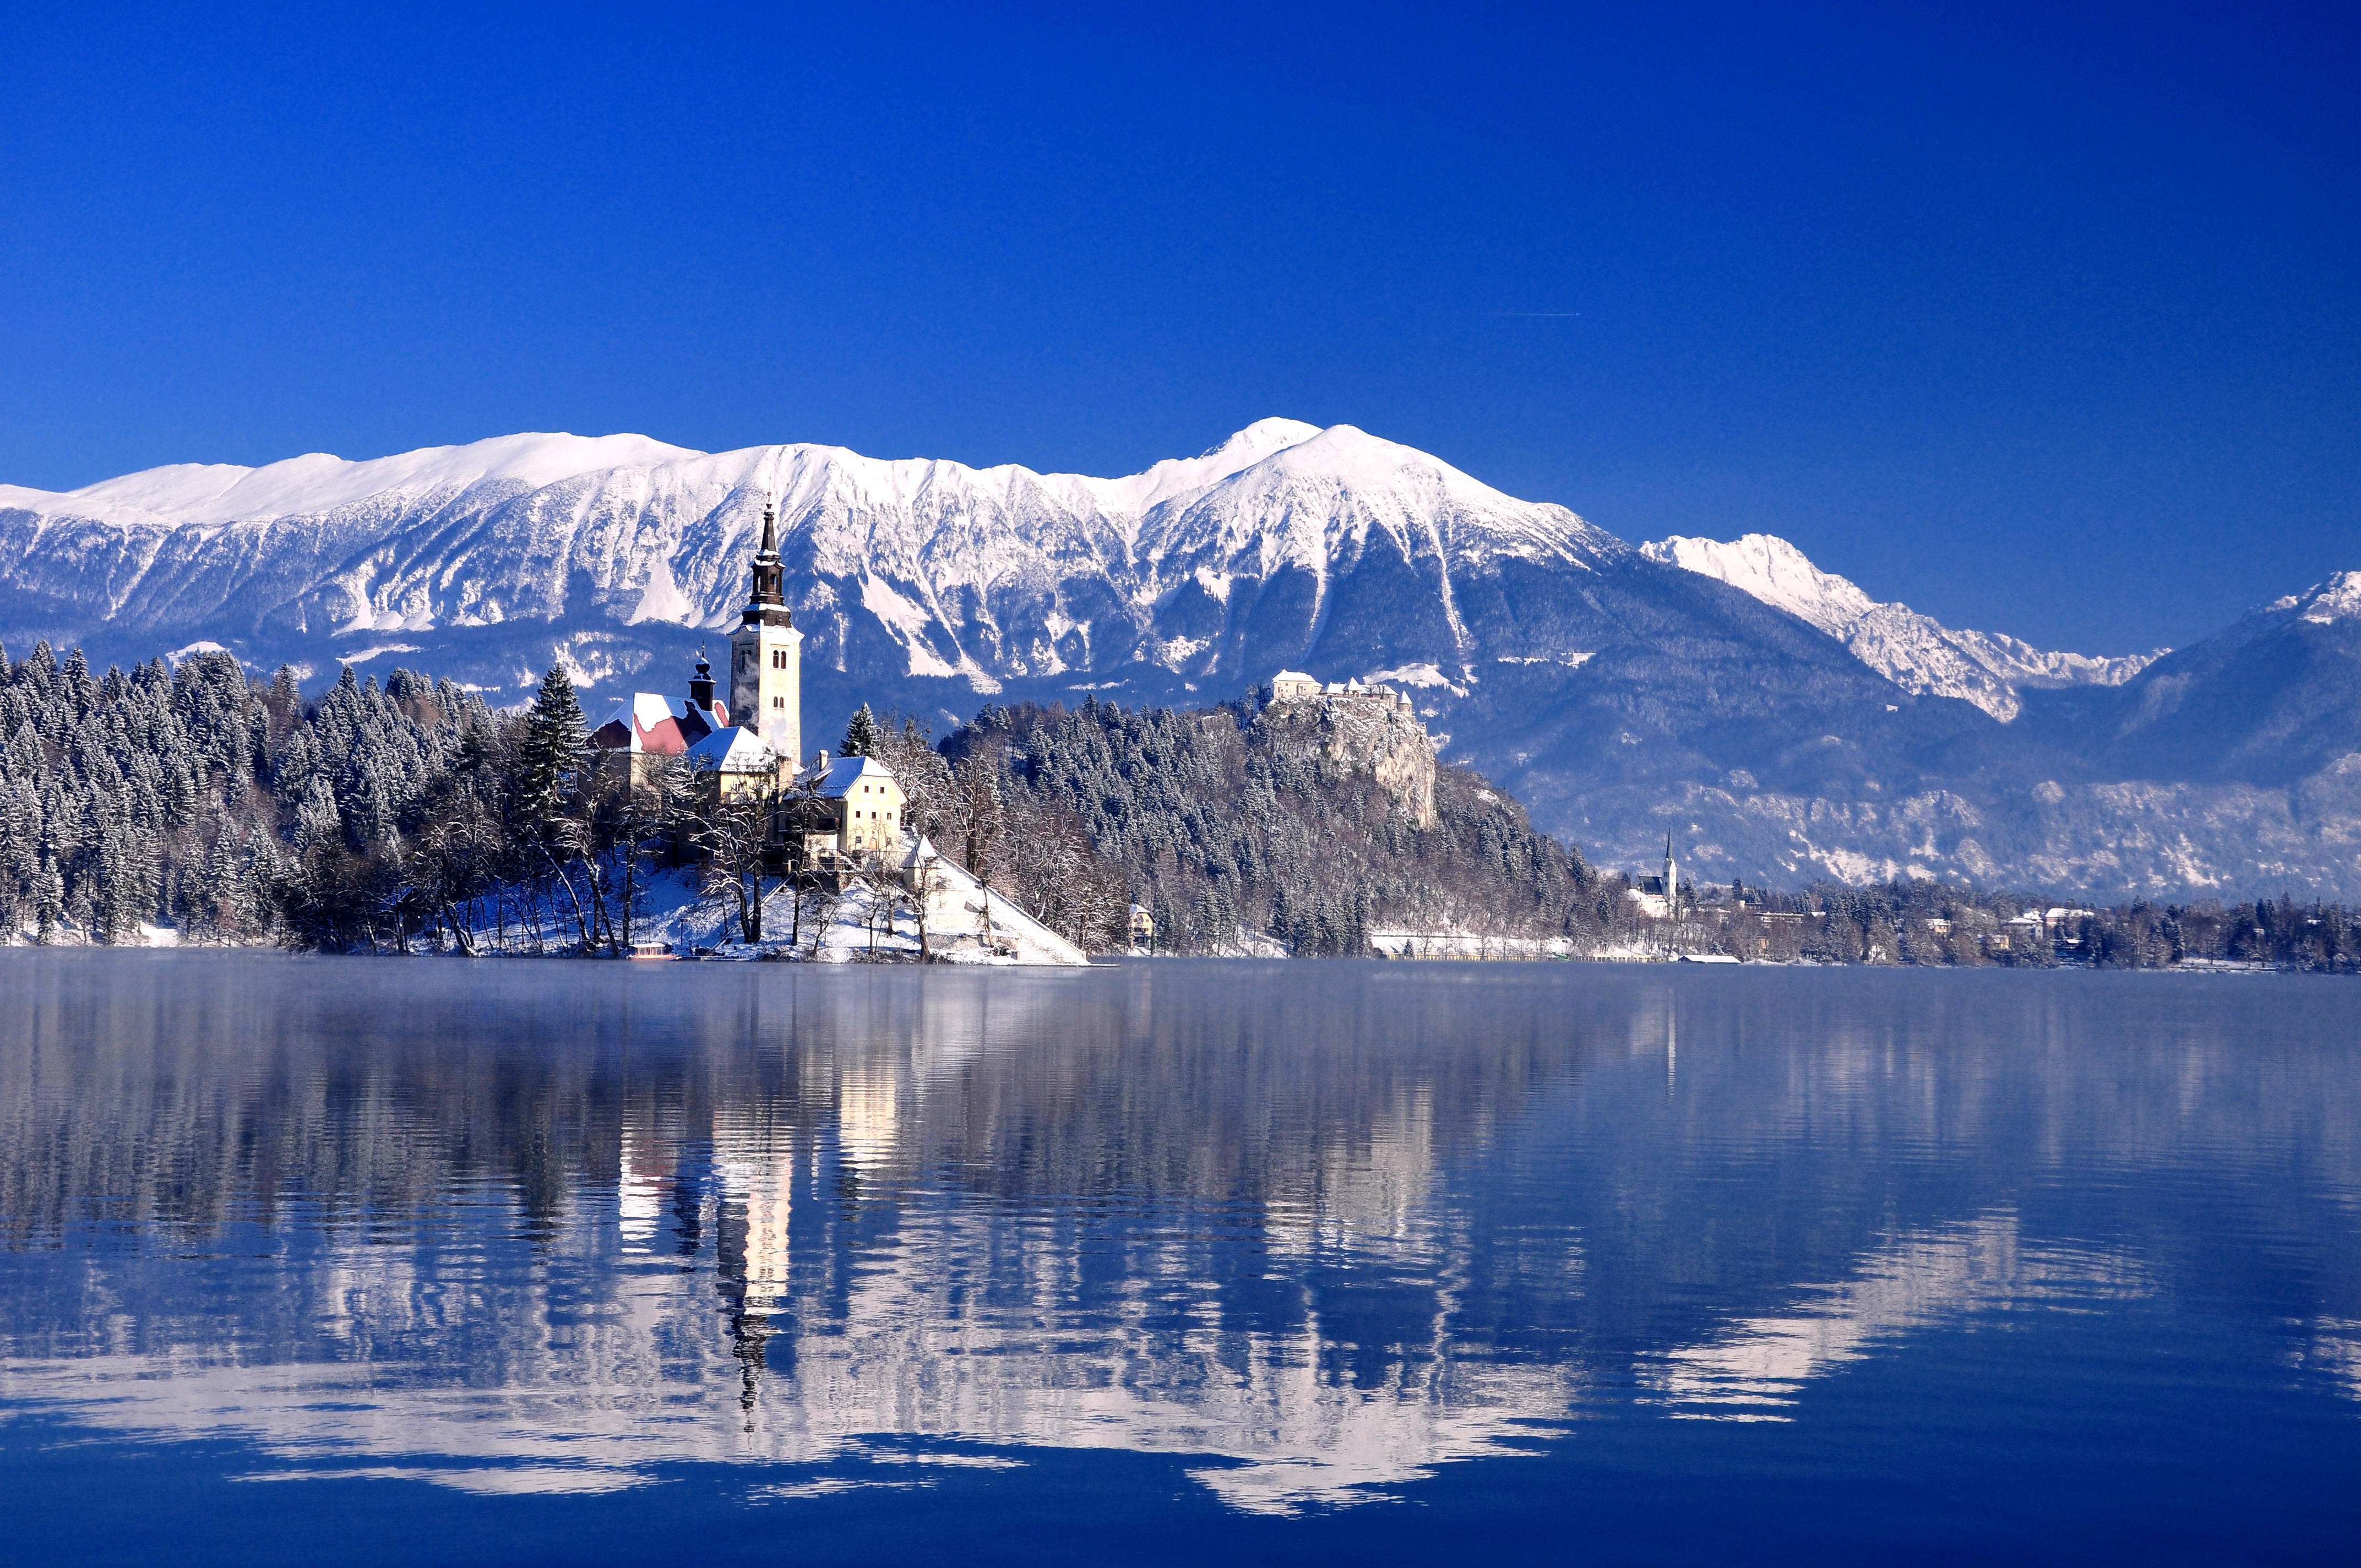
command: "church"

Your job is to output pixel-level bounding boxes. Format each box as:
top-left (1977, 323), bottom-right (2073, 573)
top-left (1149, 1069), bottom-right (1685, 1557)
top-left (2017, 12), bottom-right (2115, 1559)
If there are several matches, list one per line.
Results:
top-left (578, 497), bottom-right (1090, 963)
top-left (1626, 835), bottom-right (1683, 920)
top-left (589, 500), bottom-right (899, 857)
top-left (588, 499), bottom-right (802, 780)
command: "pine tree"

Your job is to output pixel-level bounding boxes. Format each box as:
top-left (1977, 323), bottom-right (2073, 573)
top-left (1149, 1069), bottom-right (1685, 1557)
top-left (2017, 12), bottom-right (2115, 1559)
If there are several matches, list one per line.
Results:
top-left (518, 664), bottom-right (586, 825)
top-left (840, 703), bottom-right (880, 758)
top-left (296, 777), bottom-right (342, 850)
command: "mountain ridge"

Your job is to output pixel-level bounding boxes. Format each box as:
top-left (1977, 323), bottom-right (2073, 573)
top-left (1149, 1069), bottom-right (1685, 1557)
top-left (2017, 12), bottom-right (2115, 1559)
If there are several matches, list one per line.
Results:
top-left (3, 422), bottom-right (2355, 898)
top-left (1641, 532), bottom-right (2163, 721)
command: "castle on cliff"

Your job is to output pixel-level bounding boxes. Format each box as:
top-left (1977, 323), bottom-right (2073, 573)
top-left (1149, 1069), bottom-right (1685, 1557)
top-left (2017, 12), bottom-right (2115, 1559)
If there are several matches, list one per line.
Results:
top-left (1265, 669), bottom-right (1438, 830)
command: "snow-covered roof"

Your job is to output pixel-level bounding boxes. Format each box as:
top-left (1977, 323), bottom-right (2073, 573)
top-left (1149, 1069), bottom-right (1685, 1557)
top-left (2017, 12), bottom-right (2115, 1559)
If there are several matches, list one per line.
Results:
top-left (809, 754), bottom-right (899, 797)
top-left (590, 690), bottom-right (721, 755)
top-left (684, 726), bottom-right (778, 775)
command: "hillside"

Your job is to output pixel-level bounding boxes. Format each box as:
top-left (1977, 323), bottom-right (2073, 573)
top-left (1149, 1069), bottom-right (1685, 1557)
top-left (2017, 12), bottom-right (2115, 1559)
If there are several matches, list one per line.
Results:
top-left (5, 422), bottom-right (2357, 897)
top-left (916, 695), bottom-right (1597, 956)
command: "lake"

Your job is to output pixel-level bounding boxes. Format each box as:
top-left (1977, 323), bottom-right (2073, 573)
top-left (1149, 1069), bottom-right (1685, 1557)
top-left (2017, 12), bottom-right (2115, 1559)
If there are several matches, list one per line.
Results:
top-left (1, 952), bottom-right (2356, 1564)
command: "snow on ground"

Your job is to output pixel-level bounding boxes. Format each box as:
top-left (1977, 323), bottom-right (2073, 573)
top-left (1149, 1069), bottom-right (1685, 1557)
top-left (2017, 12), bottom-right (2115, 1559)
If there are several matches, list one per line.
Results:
top-left (0, 853), bottom-right (1090, 965)
top-left (574, 851), bottom-right (1090, 966)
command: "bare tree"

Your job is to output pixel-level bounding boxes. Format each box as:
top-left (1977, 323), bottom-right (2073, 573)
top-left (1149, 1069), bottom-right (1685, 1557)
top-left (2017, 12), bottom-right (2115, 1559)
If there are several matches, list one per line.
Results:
top-left (905, 846), bottom-right (943, 960)
top-left (687, 782), bottom-right (779, 945)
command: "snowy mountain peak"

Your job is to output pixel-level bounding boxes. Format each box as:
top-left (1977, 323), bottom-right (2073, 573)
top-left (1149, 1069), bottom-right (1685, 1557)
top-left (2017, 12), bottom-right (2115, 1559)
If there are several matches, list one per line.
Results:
top-left (1201, 418), bottom-right (1322, 462)
top-left (1069, 418), bottom-right (1321, 519)
top-left (1644, 531), bottom-right (2163, 721)
top-left (2268, 570), bottom-right (2361, 627)
top-left (39, 432), bottom-right (704, 527)
top-left (1642, 534), bottom-right (1875, 638)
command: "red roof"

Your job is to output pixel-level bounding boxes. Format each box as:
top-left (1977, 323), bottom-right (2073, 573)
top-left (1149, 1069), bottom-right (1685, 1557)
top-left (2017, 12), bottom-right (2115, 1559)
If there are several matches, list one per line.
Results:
top-left (589, 692), bottom-right (724, 756)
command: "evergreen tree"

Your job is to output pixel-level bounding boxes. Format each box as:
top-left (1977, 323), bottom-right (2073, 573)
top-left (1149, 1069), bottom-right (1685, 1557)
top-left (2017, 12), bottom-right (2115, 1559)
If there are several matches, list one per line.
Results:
top-left (517, 664), bottom-right (586, 825)
top-left (840, 703), bottom-right (880, 758)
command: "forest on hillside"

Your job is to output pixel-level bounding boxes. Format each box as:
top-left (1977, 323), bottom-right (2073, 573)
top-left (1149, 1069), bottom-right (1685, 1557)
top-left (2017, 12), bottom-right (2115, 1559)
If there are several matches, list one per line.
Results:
top-left (883, 696), bottom-right (1600, 954)
top-left (0, 639), bottom-right (2352, 969)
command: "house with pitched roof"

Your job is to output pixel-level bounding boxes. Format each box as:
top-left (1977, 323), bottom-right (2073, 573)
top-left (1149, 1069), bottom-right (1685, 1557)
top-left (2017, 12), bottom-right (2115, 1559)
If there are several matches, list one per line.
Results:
top-left (776, 750), bottom-right (908, 866)
top-left (684, 725), bottom-right (785, 801)
top-left (587, 652), bottom-right (730, 785)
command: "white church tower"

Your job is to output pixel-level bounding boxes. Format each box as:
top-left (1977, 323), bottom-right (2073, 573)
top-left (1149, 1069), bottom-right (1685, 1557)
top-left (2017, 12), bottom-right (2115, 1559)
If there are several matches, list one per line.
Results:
top-left (728, 500), bottom-right (802, 769)
top-left (1662, 832), bottom-right (1679, 913)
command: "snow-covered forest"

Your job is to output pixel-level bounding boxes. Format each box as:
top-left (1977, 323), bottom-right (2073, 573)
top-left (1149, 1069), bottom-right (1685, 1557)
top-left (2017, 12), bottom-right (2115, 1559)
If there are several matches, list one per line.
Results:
top-left (908, 697), bottom-right (1602, 955)
top-left (0, 638), bottom-right (2353, 968)
top-left (0, 641), bottom-right (553, 949)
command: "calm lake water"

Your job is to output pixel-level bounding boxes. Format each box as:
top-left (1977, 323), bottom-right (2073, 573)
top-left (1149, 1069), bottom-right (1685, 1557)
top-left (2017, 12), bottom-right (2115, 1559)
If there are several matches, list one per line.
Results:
top-left (2, 952), bottom-right (2357, 1565)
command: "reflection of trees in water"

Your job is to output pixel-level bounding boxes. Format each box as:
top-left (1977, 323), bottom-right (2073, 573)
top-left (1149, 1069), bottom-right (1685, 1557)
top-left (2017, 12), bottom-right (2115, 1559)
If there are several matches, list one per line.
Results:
top-left (3, 956), bottom-right (2360, 1507)
top-left (0, 955), bottom-right (1603, 1511)
top-left (0, 959), bottom-right (1560, 1245)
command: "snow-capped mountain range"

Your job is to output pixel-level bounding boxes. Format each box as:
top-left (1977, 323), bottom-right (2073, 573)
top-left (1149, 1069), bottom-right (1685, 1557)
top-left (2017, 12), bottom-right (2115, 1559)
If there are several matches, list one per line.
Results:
top-left (0, 420), bottom-right (2129, 709)
top-left (4, 422), bottom-right (2357, 897)
top-left (1641, 534), bottom-right (2164, 721)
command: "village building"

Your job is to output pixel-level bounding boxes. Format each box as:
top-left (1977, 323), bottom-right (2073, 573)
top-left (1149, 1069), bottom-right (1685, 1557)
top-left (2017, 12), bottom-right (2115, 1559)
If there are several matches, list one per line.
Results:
top-left (586, 651), bottom-right (728, 782)
top-left (1627, 834), bottom-right (1683, 919)
top-left (775, 750), bottom-right (909, 867)
top-left (2001, 906), bottom-right (2099, 950)
top-left (683, 725), bottom-right (784, 801)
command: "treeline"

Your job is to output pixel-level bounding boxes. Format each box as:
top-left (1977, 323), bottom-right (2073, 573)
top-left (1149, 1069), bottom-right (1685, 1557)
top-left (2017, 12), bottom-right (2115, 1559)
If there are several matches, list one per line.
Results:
top-left (1647, 875), bottom-right (2360, 971)
top-left (865, 695), bottom-right (1602, 955)
top-left (0, 642), bottom-right (306, 944)
top-left (0, 642), bottom-right (670, 952)
top-left (4, 638), bottom-right (2355, 968)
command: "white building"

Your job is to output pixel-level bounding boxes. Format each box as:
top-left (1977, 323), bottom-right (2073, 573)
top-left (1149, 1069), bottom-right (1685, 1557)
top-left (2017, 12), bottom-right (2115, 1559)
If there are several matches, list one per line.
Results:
top-left (1268, 670), bottom-right (1417, 717)
top-left (1627, 834), bottom-right (1682, 919)
top-left (682, 725), bottom-right (784, 801)
top-left (728, 500), bottom-right (803, 769)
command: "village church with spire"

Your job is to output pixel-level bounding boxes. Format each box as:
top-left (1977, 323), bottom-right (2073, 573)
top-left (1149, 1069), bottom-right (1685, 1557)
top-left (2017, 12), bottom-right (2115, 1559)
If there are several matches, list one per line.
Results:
top-left (586, 498), bottom-right (904, 865)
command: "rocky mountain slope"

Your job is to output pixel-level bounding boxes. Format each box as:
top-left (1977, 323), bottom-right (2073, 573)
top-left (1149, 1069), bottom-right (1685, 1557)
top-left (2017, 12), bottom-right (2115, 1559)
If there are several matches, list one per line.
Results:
top-left (1641, 533), bottom-right (2162, 721)
top-left (3, 422), bottom-right (2355, 898)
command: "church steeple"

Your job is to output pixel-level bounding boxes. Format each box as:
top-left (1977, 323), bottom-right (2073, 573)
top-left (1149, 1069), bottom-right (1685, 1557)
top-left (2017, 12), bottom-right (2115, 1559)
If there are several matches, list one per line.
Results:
top-left (743, 500), bottom-right (788, 625)
top-left (1663, 832), bottom-right (1679, 911)
top-left (728, 494), bottom-right (803, 768)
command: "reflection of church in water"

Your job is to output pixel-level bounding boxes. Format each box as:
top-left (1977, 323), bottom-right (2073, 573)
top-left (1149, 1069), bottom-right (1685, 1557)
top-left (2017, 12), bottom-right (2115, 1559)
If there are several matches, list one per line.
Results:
top-left (585, 1004), bottom-right (1558, 1512)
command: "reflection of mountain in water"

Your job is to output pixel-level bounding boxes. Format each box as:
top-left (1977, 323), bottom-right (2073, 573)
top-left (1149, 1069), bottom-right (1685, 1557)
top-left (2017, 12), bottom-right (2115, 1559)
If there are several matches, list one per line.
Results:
top-left (2, 956), bottom-right (2357, 1512)
top-left (0, 957), bottom-right (1584, 1512)
top-left (1, 1095), bottom-right (1558, 1513)
top-left (1643, 1213), bottom-right (2144, 1420)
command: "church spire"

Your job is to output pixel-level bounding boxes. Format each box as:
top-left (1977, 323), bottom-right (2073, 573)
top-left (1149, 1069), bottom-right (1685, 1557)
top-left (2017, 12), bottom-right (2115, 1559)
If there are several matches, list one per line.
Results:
top-left (742, 498), bottom-right (789, 625)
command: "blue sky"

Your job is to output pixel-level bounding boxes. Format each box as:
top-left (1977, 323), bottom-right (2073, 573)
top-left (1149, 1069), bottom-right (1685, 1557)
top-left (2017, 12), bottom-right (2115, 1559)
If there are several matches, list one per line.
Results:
top-left (2, 2), bottom-right (2353, 652)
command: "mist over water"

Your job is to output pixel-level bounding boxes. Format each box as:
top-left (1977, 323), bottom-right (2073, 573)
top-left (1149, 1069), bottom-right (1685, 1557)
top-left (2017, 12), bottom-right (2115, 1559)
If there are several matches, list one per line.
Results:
top-left (2, 954), bottom-right (2357, 1563)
